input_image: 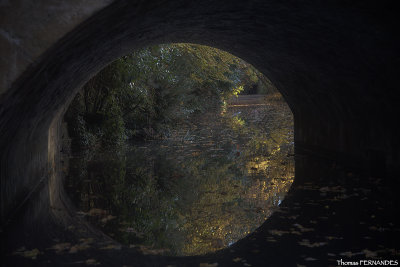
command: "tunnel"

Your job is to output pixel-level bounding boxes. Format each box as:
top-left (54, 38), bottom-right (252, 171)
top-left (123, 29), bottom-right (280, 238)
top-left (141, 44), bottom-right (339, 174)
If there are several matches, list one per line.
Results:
top-left (1, 0), bottom-right (399, 266)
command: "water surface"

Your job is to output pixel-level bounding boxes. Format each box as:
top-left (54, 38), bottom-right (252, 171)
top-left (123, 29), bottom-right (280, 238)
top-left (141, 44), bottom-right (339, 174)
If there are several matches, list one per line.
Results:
top-left (65, 96), bottom-right (294, 256)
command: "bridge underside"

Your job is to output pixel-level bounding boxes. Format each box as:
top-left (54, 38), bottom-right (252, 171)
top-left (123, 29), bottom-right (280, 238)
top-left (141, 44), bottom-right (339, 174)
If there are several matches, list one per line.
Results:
top-left (1, 1), bottom-right (399, 266)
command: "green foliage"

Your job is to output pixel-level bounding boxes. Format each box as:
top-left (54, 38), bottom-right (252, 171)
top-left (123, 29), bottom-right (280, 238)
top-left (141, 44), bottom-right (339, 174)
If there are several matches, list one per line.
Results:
top-left (64, 43), bottom-right (292, 257)
top-left (65, 60), bottom-right (128, 150)
top-left (65, 99), bottom-right (294, 256)
top-left (65, 43), bottom-right (278, 150)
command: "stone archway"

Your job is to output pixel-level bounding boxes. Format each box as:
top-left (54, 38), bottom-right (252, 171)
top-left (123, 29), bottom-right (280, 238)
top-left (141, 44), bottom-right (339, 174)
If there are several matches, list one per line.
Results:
top-left (1, 1), bottom-right (399, 266)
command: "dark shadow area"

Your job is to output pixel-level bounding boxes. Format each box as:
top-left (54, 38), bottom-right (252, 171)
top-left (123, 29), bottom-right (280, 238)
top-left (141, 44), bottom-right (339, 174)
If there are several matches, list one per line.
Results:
top-left (1, 1), bottom-right (399, 266)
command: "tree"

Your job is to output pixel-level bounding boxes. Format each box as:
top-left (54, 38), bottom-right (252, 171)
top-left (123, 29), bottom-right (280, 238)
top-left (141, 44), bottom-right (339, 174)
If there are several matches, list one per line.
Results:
top-left (65, 43), bottom-right (279, 148)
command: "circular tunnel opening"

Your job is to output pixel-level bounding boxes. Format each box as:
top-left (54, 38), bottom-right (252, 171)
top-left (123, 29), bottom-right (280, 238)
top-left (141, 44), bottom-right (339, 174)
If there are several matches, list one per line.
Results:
top-left (61, 43), bottom-right (294, 256)
top-left (3, 1), bottom-right (399, 265)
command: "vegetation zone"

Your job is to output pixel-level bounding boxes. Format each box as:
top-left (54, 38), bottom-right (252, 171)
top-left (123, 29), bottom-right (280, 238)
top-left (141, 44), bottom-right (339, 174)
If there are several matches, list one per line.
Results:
top-left (63, 43), bottom-right (294, 256)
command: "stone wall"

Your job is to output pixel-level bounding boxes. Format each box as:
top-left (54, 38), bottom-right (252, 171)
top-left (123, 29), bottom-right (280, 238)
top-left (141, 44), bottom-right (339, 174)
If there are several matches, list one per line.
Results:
top-left (0, 0), bottom-right (114, 95)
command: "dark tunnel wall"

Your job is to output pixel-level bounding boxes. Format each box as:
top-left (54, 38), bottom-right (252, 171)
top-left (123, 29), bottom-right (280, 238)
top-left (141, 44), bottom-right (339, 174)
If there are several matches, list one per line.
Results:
top-left (0, 0), bottom-right (399, 261)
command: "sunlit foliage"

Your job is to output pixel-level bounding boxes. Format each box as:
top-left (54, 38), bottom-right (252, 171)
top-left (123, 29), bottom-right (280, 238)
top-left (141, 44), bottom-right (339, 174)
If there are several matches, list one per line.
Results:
top-left (63, 43), bottom-right (294, 256)
top-left (65, 98), bottom-right (294, 256)
top-left (65, 44), bottom-right (276, 149)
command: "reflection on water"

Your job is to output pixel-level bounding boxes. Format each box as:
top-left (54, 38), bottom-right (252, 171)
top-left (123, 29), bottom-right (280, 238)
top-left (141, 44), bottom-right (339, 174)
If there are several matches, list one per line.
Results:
top-left (65, 96), bottom-right (294, 256)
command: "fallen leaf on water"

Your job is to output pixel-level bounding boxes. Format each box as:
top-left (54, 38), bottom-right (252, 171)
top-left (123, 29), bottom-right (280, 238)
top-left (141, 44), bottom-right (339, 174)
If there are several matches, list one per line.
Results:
top-left (13, 248), bottom-right (40, 259)
top-left (339, 251), bottom-right (364, 258)
top-left (232, 257), bottom-right (242, 262)
top-left (199, 263), bottom-right (218, 267)
top-left (69, 246), bottom-right (78, 254)
top-left (48, 243), bottom-right (71, 254)
top-left (79, 238), bottom-right (94, 244)
top-left (69, 239), bottom-right (93, 253)
top-left (14, 246), bottom-right (26, 251)
top-left (340, 251), bottom-right (353, 257)
top-left (388, 249), bottom-right (400, 256)
top-left (337, 194), bottom-right (349, 200)
top-left (100, 215), bottom-right (116, 224)
top-left (88, 208), bottom-right (107, 216)
top-left (289, 229), bottom-right (301, 235)
top-left (293, 224), bottom-right (313, 232)
top-left (325, 236), bottom-right (343, 240)
top-left (319, 186), bottom-right (345, 193)
top-left (304, 257), bottom-right (317, 261)
top-left (363, 249), bottom-right (378, 258)
top-left (138, 245), bottom-right (170, 255)
top-left (100, 244), bottom-right (121, 250)
top-left (299, 239), bottom-right (327, 248)
top-left (76, 243), bottom-right (91, 251)
top-left (269, 229), bottom-right (290, 236)
top-left (85, 258), bottom-right (100, 265)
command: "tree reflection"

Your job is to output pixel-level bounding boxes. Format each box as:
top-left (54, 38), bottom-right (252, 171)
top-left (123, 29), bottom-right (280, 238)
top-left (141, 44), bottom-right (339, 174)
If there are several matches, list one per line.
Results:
top-left (65, 97), bottom-right (294, 256)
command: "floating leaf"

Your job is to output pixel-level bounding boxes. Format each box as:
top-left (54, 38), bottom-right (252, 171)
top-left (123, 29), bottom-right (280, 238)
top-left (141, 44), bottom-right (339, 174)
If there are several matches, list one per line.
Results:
top-left (298, 239), bottom-right (327, 248)
top-left (13, 248), bottom-right (40, 259)
top-left (48, 242), bottom-right (71, 254)
top-left (293, 224), bottom-right (313, 232)
top-left (269, 229), bottom-right (290, 236)
top-left (363, 249), bottom-right (378, 258)
top-left (304, 257), bottom-right (317, 261)
top-left (100, 244), bottom-right (122, 250)
top-left (85, 258), bottom-right (100, 265)
top-left (325, 236), bottom-right (343, 240)
top-left (199, 263), bottom-right (218, 267)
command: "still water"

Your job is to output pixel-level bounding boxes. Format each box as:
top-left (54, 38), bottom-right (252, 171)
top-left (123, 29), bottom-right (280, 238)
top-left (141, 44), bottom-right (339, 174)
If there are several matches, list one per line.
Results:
top-left (65, 96), bottom-right (294, 256)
